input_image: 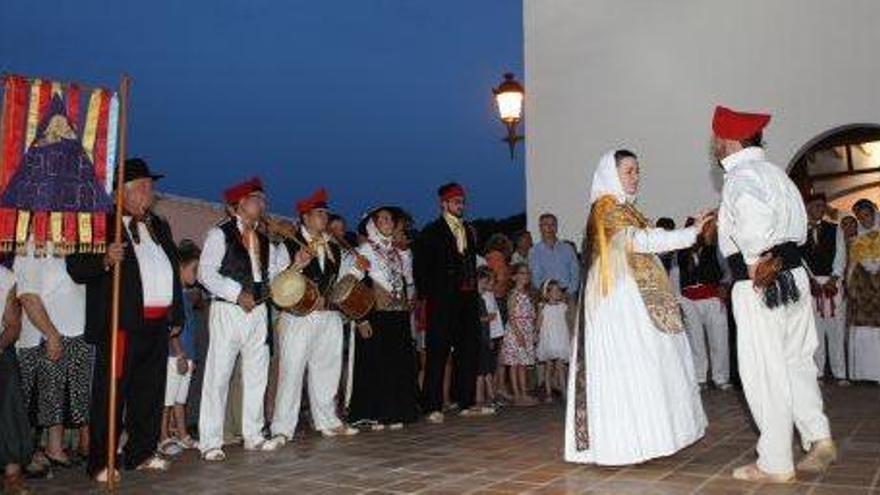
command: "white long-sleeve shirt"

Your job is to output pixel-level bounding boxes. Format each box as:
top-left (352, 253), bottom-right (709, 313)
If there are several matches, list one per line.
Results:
top-left (199, 216), bottom-right (287, 302)
top-left (717, 147), bottom-right (808, 265)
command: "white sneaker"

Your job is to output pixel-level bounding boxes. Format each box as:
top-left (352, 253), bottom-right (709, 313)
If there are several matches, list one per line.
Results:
top-left (136, 454), bottom-right (170, 472)
top-left (202, 449), bottom-right (227, 462)
top-left (244, 438), bottom-right (280, 452)
top-left (426, 412), bottom-right (445, 424)
top-left (388, 423), bottom-right (404, 431)
top-left (263, 435), bottom-right (289, 450)
top-left (320, 425), bottom-right (359, 438)
top-left (717, 383), bottom-right (733, 391)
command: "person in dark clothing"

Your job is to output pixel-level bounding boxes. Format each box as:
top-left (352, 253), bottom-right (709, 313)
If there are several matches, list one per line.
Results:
top-left (67, 158), bottom-right (184, 483)
top-left (413, 183), bottom-right (484, 423)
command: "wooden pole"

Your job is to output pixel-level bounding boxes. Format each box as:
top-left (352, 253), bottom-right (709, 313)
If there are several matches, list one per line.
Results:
top-left (106, 74), bottom-right (131, 490)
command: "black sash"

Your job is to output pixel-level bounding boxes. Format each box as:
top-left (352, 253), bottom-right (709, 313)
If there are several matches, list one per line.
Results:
top-left (727, 242), bottom-right (802, 309)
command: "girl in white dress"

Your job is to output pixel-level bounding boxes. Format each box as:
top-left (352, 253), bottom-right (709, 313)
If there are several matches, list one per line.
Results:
top-left (537, 280), bottom-right (570, 403)
top-left (564, 149), bottom-right (713, 466)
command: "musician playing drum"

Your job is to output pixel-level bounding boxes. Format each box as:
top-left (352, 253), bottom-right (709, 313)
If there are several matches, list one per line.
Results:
top-left (198, 177), bottom-right (293, 461)
top-left (267, 188), bottom-right (362, 447)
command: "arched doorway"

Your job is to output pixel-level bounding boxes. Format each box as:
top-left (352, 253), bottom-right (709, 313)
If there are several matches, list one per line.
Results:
top-left (788, 124), bottom-right (880, 216)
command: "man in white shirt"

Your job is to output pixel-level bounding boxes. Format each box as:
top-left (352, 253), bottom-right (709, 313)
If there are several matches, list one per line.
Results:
top-left (198, 177), bottom-right (288, 461)
top-left (713, 106), bottom-right (834, 483)
top-left (267, 189), bottom-right (361, 448)
top-left (67, 158), bottom-right (185, 481)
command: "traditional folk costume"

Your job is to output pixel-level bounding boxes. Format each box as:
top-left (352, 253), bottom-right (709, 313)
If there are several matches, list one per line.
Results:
top-left (270, 189), bottom-right (358, 441)
top-left (66, 159), bottom-right (185, 475)
top-left (413, 185), bottom-right (481, 417)
top-left (347, 210), bottom-right (420, 427)
top-left (799, 197), bottom-right (848, 381)
top-left (564, 150), bottom-right (706, 466)
top-left (678, 240), bottom-right (730, 387)
top-left (714, 106), bottom-right (832, 479)
top-left (198, 178), bottom-right (284, 458)
top-left (846, 215), bottom-right (880, 383)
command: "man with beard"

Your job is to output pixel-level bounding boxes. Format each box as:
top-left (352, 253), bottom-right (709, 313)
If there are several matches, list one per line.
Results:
top-left (713, 106), bottom-right (834, 483)
top-left (414, 183), bottom-right (484, 423)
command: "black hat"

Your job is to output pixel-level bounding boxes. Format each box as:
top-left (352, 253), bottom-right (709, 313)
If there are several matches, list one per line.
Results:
top-left (122, 158), bottom-right (164, 183)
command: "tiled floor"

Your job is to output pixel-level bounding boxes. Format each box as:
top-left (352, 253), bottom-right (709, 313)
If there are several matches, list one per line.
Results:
top-left (29, 384), bottom-right (880, 494)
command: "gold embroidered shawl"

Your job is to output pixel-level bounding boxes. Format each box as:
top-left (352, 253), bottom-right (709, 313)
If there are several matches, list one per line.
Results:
top-left (588, 195), bottom-right (684, 334)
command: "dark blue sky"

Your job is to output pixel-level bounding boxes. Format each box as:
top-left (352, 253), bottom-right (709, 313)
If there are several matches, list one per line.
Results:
top-left (1, 1), bottom-right (524, 226)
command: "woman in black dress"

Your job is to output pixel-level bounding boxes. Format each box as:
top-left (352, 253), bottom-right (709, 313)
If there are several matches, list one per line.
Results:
top-left (348, 207), bottom-right (420, 430)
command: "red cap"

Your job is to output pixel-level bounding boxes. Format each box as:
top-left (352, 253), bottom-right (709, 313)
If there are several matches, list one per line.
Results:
top-left (712, 106), bottom-right (771, 140)
top-left (439, 183), bottom-right (466, 201)
top-left (224, 177), bottom-right (264, 205)
top-left (296, 188), bottom-right (329, 215)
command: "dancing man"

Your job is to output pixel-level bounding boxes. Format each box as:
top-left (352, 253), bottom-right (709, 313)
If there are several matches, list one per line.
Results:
top-left (713, 106), bottom-right (835, 483)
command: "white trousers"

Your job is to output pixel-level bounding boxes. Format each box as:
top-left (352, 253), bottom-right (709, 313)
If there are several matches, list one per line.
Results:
top-left (271, 311), bottom-right (344, 438)
top-left (811, 276), bottom-right (847, 379)
top-left (732, 268), bottom-right (831, 474)
top-left (681, 296), bottom-right (730, 385)
top-left (199, 302), bottom-right (269, 453)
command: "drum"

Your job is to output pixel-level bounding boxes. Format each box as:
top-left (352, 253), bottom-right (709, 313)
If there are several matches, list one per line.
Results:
top-left (328, 274), bottom-right (375, 320)
top-left (271, 268), bottom-right (320, 316)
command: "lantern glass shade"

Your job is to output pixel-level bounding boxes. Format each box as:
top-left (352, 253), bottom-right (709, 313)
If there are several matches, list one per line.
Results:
top-left (496, 91), bottom-right (524, 123)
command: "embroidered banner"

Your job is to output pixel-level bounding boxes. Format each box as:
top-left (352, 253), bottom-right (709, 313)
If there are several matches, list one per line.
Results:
top-left (0, 74), bottom-right (118, 256)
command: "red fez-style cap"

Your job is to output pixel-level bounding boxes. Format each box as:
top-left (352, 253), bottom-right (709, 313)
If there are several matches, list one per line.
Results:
top-left (296, 188), bottom-right (329, 215)
top-left (224, 177), bottom-right (264, 205)
top-left (439, 183), bottom-right (466, 201)
top-left (712, 105), bottom-right (771, 141)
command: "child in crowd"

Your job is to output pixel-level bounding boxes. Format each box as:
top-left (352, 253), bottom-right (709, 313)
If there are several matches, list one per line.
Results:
top-left (536, 280), bottom-right (570, 403)
top-left (476, 268), bottom-right (500, 412)
top-left (501, 263), bottom-right (537, 406)
top-left (159, 240), bottom-right (201, 455)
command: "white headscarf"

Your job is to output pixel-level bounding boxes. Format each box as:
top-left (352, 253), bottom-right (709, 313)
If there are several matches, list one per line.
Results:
top-left (589, 149), bottom-right (636, 206)
top-left (366, 217), bottom-right (394, 248)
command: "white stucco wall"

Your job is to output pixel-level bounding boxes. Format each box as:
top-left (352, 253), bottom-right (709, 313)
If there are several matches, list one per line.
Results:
top-left (524, 0), bottom-right (880, 243)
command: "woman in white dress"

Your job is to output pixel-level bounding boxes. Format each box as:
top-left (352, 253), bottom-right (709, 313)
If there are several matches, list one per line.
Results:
top-left (564, 149), bottom-right (712, 466)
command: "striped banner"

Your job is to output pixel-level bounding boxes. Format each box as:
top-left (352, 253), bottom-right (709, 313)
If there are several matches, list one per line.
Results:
top-left (0, 74), bottom-right (120, 255)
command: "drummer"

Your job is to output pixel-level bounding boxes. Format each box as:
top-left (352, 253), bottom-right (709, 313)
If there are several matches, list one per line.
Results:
top-left (197, 177), bottom-right (296, 461)
top-left (266, 188), bottom-right (364, 447)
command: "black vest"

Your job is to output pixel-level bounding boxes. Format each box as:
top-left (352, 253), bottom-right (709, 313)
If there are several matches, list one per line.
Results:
top-left (283, 232), bottom-right (341, 296)
top-left (218, 219), bottom-right (270, 300)
top-left (801, 221), bottom-right (837, 276)
top-left (678, 244), bottom-right (723, 288)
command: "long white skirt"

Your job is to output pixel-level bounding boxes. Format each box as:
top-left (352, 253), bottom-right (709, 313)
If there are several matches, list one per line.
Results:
top-left (564, 276), bottom-right (707, 465)
top-left (849, 326), bottom-right (880, 383)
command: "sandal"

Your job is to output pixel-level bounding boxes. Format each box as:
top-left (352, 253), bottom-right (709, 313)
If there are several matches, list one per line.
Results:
top-left (202, 448), bottom-right (226, 462)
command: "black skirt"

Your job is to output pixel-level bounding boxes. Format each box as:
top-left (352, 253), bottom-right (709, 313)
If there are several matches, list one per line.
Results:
top-left (348, 311), bottom-right (420, 424)
top-left (0, 348), bottom-right (33, 467)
